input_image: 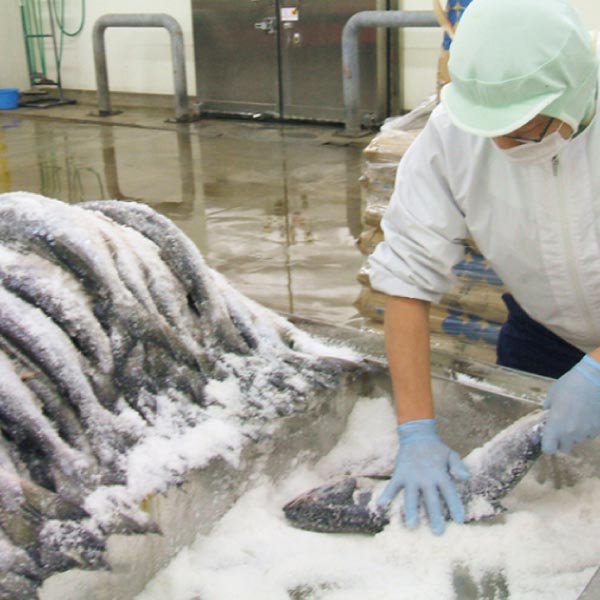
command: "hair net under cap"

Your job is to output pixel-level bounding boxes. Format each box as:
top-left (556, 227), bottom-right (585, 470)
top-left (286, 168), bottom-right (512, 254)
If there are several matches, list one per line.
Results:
top-left (441, 0), bottom-right (598, 137)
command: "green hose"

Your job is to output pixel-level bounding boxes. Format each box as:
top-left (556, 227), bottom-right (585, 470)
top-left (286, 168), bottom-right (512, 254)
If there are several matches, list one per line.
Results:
top-left (20, 0), bottom-right (48, 82)
top-left (52, 0), bottom-right (86, 74)
top-left (20, 1), bottom-right (36, 78)
top-left (19, 0), bottom-right (86, 86)
top-left (33, 0), bottom-right (47, 74)
top-left (52, 0), bottom-right (85, 38)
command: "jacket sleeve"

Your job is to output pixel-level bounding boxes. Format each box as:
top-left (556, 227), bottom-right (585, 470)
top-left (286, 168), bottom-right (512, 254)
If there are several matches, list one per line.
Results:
top-left (368, 113), bottom-right (469, 303)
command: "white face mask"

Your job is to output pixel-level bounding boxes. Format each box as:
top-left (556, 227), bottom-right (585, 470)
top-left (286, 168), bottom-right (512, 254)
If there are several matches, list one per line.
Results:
top-left (501, 130), bottom-right (571, 165)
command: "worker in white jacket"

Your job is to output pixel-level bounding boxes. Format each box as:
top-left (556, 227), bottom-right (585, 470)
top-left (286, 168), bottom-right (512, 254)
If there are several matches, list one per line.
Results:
top-left (369, 0), bottom-right (600, 535)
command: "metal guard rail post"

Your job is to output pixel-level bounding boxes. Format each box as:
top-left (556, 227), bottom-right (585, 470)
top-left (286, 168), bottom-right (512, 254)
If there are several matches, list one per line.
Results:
top-left (93, 14), bottom-right (198, 123)
top-left (342, 11), bottom-right (439, 135)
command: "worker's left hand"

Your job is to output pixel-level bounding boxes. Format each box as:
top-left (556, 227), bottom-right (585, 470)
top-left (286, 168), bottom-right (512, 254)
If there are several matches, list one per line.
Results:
top-left (377, 419), bottom-right (470, 535)
top-left (543, 355), bottom-right (600, 454)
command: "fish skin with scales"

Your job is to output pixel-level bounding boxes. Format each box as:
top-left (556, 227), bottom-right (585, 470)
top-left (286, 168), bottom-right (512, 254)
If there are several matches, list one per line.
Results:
top-left (0, 191), bottom-right (370, 599)
top-left (283, 410), bottom-right (546, 534)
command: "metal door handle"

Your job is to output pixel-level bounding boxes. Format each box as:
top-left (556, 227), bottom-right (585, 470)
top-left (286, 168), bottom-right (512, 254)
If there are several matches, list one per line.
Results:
top-left (254, 16), bottom-right (277, 34)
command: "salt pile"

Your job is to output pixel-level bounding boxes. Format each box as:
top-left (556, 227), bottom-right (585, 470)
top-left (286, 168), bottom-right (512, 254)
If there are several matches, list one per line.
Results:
top-left (136, 396), bottom-right (600, 600)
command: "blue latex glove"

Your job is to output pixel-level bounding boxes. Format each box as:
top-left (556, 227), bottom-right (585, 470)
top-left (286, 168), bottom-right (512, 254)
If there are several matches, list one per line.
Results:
top-left (543, 355), bottom-right (600, 454)
top-left (377, 419), bottom-right (470, 535)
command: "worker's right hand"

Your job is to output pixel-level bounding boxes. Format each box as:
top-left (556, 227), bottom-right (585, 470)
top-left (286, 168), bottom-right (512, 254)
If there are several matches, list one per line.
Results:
top-left (542, 355), bottom-right (600, 454)
top-left (376, 419), bottom-right (470, 535)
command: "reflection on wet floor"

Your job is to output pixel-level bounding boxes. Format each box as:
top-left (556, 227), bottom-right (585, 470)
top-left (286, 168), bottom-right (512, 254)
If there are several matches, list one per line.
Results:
top-left (0, 106), bottom-right (373, 326)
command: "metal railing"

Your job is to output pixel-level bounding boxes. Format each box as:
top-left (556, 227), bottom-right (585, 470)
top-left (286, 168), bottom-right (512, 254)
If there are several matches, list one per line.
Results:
top-left (342, 11), bottom-right (439, 135)
top-left (92, 14), bottom-right (197, 123)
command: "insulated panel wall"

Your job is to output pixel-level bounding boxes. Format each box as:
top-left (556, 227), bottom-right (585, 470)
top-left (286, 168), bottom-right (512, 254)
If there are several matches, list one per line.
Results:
top-left (192, 0), bottom-right (392, 123)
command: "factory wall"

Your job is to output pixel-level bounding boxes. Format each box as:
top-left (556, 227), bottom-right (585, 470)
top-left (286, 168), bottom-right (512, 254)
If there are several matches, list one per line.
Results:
top-left (1, 0), bottom-right (30, 91)
top-left (0, 0), bottom-right (196, 97)
top-left (1, 0), bottom-right (600, 112)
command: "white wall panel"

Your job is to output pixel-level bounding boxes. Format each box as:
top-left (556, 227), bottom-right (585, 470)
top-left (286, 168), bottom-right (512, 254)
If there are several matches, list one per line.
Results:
top-left (0, 0), bottom-right (30, 89)
top-left (1, 0), bottom-right (600, 109)
top-left (0, 0), bottom-right (195, 95)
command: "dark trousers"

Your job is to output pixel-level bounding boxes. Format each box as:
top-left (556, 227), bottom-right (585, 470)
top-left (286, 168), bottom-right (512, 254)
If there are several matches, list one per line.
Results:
top-left (496, 294), bottom-right (584, 379)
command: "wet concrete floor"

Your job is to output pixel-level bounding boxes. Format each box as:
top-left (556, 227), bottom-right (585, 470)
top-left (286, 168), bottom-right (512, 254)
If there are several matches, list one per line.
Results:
top-left (0, 100), bottom-right (375, 327)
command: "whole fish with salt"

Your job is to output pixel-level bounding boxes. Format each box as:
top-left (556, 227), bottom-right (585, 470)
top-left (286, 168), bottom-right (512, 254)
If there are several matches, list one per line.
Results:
top-left (0, 245), bottom-right (115, 376)
top-left (0, 288), bottom-right (129, 470)
top-left (0, 196), bottom-right (203, 384)
top-left (81, 199), bottom-right (252, 355)
top-left (0, 192), bottom-right (368, 598)
top-left (284, 410), bottom-right (546, 534)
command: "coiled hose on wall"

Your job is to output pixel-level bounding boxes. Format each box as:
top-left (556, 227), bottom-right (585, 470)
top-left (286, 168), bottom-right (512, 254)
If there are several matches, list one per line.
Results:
top-left (20, 0), bottom-right (85, 86)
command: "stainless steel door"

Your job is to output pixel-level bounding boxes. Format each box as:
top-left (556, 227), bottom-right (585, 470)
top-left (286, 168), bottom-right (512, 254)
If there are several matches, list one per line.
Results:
top-left (278, 0), bottom-right (387, 123)
top-left (193, 0), bottom-right (280, 117)
top-left (192, 0), bottom-right (390, 123)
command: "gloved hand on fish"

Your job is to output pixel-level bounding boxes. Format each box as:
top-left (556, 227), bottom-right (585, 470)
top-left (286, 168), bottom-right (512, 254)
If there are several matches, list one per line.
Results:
top-left (283, 409), bottom-right (546, 535)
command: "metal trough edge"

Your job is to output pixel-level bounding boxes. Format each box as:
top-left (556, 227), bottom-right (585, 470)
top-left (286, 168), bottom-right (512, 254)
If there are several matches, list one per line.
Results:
top-left (39, 316), bottom-right (554, 599)
top-left (39, 365), bottom-right (372, 600)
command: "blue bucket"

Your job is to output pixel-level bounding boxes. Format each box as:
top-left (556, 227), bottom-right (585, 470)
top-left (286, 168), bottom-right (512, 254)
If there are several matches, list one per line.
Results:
top-left (0, 88), bottom-right (20, 110)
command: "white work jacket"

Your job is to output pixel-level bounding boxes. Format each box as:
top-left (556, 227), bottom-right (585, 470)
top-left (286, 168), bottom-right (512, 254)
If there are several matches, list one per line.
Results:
top-left (369, 98), bottom-right (600, 354)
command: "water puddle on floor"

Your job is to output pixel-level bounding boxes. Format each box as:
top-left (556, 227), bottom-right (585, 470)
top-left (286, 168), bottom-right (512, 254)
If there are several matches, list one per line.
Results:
top-left (0, 115), bottom-right (367, 325)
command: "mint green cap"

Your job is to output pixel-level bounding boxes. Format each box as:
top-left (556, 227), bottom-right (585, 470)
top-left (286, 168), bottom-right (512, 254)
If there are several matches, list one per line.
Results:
top-left (441, 0), bottom-right (598, 137)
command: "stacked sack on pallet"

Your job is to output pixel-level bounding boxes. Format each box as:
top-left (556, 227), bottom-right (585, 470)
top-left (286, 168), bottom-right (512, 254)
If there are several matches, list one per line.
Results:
top-left (354, 97), bottom-right (507, 363)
